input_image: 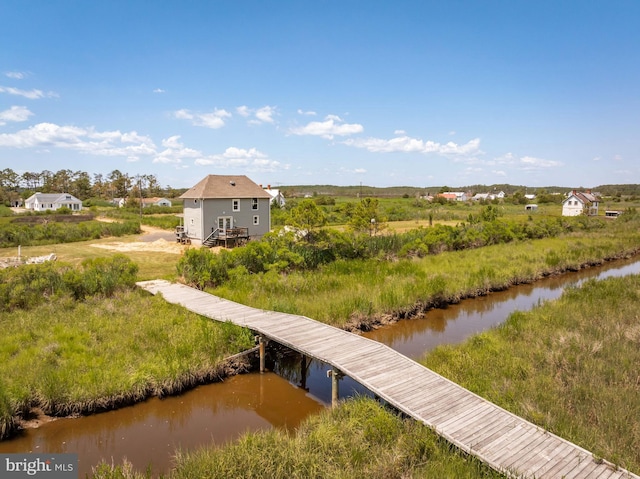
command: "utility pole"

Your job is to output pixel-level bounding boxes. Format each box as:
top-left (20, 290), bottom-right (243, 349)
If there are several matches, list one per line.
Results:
top-left (138, 175), bottom-right (143, 219)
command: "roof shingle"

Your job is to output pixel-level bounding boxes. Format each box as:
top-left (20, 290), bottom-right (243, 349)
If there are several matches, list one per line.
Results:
top-left (179, 175), bottom-right (271, 199)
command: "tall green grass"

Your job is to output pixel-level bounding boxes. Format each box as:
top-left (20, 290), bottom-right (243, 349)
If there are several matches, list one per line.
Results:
top-left (0, 219), bottom-right (140, 247)
top-left (0, 289), bottom-right (254, 439)
top-left (422, 274), bottom-right (640, 473)
top-left (211, 222), bottom-right (640, 329)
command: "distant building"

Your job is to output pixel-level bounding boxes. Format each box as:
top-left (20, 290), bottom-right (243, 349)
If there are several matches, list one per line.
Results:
top-left (438, 191), bottom-right (468, 202)
top-left (111, 197), bottom-right (127, 208)
top-left (472, 191), bottom-right (505, 202)
top-left (24, 192), bottom-right (82, 212)
top-left (141, 197), bottom-right (172, 208)
top-left (263, 185), bottom-right (286, 208)
top-left (562, 190), bottom-right (601, 216)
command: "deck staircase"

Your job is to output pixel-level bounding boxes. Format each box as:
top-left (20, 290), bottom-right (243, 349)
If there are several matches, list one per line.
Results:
top-left (202, 228), bottom-right (220, 247)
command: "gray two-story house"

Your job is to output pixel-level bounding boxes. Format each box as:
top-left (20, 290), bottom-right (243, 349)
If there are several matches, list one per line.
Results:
top-left (179, 175), bottom-right (271, 246)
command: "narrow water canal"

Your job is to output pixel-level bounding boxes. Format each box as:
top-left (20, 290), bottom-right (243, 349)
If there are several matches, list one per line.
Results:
top-left (2, 257), bottom-right (639, 477)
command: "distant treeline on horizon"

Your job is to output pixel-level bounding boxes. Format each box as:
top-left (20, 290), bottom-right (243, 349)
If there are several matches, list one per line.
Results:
top-left (0, 167), bottom-right (638, 201)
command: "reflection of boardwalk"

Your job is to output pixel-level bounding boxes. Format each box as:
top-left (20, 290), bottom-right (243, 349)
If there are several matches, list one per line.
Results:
top-left (138, 279), bottom-right (639, 479)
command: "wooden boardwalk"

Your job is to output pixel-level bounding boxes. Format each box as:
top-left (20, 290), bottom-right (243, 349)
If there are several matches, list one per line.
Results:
top-left (138, 280), bottom-right (639, 479)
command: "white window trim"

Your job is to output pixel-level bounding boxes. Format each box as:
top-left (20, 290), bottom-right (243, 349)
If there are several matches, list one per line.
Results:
top-left (232, 199), bottom-right (240, 212)
top-left (252, 198), bottom-right (259, 210)
top-left (253, 215), bottom-right (259, 225)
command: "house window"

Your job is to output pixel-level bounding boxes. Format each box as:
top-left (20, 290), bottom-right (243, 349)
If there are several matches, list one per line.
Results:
top-left (232, 199), bottom-right (240, 212)
top-left (253, 215), bottom-right (259, 225)
top-left (194, 199), bottom-right (198, 205)
top-left (190, 218), bottom-right (194, 226)
top-left (252, 198), bottom-right (258, 210)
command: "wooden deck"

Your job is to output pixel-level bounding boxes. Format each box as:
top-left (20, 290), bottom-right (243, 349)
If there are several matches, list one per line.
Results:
top-left (137, 279), bottom-right (639, 479)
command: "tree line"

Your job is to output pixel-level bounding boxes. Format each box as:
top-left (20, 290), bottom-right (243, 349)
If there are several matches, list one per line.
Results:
top-left (0, 168), bottom-right (184, 205)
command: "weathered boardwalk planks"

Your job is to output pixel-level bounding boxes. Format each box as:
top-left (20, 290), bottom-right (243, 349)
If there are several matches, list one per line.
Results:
top-left (137, 279), bottom-right (638, 479)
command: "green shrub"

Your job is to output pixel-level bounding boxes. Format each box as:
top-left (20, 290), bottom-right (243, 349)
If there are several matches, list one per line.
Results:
top-left (0, 255), bottom-right (139, 311)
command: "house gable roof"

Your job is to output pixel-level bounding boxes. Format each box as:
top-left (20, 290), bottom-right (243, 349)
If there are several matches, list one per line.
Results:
top-left (180, 175), bottom-right (271, 200)
top-left (26, 192), bottom-right (82, 204)
top-left (563, 191), bottom-right (600, 205)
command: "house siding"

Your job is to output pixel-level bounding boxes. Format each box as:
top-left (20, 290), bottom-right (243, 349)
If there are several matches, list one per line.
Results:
top-left (562, 193), bottom-right (600, 217)
top-left (183, 200), bottom-right (203, 241)
top-left (182, 197), bottom-right (271, 242)
top-left (25, 193), bottom-right (82, 212)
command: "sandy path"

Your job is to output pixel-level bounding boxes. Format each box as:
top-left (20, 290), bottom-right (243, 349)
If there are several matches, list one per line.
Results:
top-left (90, 224), bottom-right (189, 254)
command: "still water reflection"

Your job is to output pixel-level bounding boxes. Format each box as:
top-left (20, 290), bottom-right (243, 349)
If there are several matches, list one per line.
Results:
top-left (1, 257), bottom-right (638, 477)
top-left (365, 257), bottom-right (640, 358)
top-left (0, 373), bottom-right (324, 477)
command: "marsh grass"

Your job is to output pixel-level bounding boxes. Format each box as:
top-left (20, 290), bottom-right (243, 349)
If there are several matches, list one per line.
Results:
top-left (92, 396), bottom-right (503, 479)
top-left (0, 290), bottom-right (254, 438)
top-left (423, 274), bottom-right (640, 473)
top-left (212, 224), bottom-right (640, 329)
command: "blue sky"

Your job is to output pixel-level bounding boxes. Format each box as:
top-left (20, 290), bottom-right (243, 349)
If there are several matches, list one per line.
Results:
top-left (1, 1), bottom-right (638, 190)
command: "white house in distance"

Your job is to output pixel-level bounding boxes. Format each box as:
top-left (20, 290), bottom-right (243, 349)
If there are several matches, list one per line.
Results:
top-left (141, 197), bottom-right (172, 208)
top-left (562, 190), bottom-right (601, 217)
top-left (24, 192), bottom-right (82, 212)
top-left (179, 175), bottom-right (271, 246)
top-left (263, 185), bottom-right (286, 208)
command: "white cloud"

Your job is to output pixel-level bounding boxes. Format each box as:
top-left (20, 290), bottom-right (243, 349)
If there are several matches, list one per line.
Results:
top-left (613, 154), bottom-right (623, 161)
top-left (195, 146), bottom-right (285, 172)
top-left (592, 156), bottom-right (601, 162)
top-left (0, 86), bottom-right (57, 99)
top-left (343, 134), bottom-right (480, 156)
top-left (174, 108), bottom-right (231, 129)
top-left (237, 105), bottom-right (277, 124)
top-left (394, 129), bottom-right (406, 135)
top-left (0, 106), bottom-right (33, 125)
top-left (339, 166), bottom-right (367, 175)
top-left (153, 135), bottom-right (203, 164)
top-left (290, 115), bottom-right (364, 139)
top-left (236, 105), bottom-right (251, 117)
top-left (5, 72), bottom-right (26, 80)
top-left (254, 106), bottom-right (276, 124)
top-left (449, 131), bottom-right (456, 136)
top-left (520, 156), bottom-right (562, 170)
top-left (0, 122), bottom-right (157, 159)
top-left (153, 88), bottom-right (166, 93)
top-left (492, 170), bottom-right (507, 177)
top-left (297, 109), bottom-right (317, 116)
top-left (482, 153), bottom-right (516, 167)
